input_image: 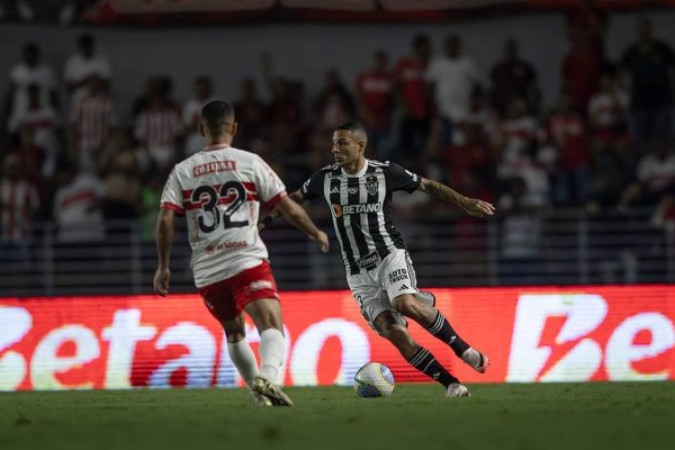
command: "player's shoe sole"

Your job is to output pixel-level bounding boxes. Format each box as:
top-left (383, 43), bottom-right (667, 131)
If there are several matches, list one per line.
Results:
top-left (446, 383), bottom-right (471, 397)
top-left (252, 376), bottom-right (294, 407)
top-left (461, 347), bottom-right (490, 374)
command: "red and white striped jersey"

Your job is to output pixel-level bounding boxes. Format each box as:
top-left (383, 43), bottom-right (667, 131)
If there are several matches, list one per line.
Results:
top-left (160, 144), bottom-right (287, 287)
top-left (70, 92), bottom-right (117, 153)
top-left (0, 179), bottom-right (39, 243)
top-left (134, 105), bottom-right (183, 148)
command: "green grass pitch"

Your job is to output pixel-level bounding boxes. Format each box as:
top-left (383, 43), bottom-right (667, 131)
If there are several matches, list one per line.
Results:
top-left (2, 383), bottom-right (674, 450)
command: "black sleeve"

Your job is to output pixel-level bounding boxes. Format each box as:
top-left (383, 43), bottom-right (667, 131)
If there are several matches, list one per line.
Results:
top-left (385, 162), bottom-right (422, 194)
top-left (299, 170), bottom-right (325, 200)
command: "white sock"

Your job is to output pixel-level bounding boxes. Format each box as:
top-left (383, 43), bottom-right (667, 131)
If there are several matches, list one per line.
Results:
top-left (227, 339), bottom-right (259, 385)
top-left (259, 328), bottom-right (285, 384)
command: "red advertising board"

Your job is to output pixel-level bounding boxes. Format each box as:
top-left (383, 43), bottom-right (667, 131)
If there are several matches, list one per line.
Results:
top-left (1, 286), bottom-right (673, 391)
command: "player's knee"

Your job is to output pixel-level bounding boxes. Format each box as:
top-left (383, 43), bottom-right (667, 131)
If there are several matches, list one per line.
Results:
top-left (245, 299), bottom-right (283, 330)
top-left (225, 331), bottom-right (245, 343)
top-left (222, 320), bottom-right (246, 343)
top-left (392, 294), bottom-right (420, 317)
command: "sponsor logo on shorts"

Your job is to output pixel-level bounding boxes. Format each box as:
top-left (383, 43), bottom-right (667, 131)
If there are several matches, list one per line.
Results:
top-left (356, 251), bottom-right (379, 269)
top-left (250, 280), bottom-right (273, 291)
top-left (388, 268), bottom-right (408, 284)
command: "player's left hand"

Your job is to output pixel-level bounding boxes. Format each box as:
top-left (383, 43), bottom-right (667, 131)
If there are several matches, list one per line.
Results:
top-left (462, 198), bottom-right (496, 218)
top-left (153, 267), bottom-right (171, 297)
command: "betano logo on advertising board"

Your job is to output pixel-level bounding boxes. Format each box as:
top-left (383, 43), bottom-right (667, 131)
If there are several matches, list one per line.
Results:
top-left (0, 287), bottom-right (673, 391)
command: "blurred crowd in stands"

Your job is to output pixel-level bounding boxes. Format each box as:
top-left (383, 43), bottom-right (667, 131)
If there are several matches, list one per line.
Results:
top-left (1, 4), bottom-right (675, 266)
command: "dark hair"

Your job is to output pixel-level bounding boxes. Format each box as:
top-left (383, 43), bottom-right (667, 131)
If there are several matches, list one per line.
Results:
top-left (335, 120), bottom-right (366, 134)
top-left (201, 100), bottom-right (235, 134)
top-left (334, 120), bottom-right (368, 142)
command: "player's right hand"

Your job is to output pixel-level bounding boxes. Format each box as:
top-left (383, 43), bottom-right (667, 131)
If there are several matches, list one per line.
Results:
top-left (153, 267), bottom-right (171, 297)
top-left (313, 231), bottom-right (330, 253)
top-left (462, 198), bottom-right (496, 218)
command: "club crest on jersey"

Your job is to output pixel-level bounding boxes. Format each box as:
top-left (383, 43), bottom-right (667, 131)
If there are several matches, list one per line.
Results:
top-left (366, 175), bottom-right (379, 196)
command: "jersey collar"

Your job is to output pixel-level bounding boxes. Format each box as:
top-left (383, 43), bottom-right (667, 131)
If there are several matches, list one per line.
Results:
top-left (202, 144), bottom-right (230, 152)
top-left (342, 159), bottom-right (369, 178)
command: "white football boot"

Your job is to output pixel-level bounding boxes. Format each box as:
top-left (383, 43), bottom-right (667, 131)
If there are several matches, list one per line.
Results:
top-left (461, 347), bottom-right (490, 374)
top-left (446, 383), bottom-right (471, 397)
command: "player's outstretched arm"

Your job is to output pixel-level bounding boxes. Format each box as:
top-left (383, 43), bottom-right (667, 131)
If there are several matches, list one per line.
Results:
top-left (154, 208), bottom-right (175, 296)
top-left (274, 194), bottom-right (329, 253)
top-left (418, 178), bottom-right (496, 218)
top-left (258, 190), bottom-right (306, 231)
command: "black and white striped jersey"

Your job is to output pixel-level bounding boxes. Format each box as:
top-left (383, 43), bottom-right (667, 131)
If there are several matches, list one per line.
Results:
top-left (299, 159), bottom-right (422, 275)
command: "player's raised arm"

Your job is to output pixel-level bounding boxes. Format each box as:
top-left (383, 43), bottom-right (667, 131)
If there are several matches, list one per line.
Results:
top-left (273, 194), bottom-right (329, 253)
top-left (258, 189), bottom-right (305, 231)
top-left (418, 177), bottom-right (496, 218)
top-left (154, 208), bottom-right (176, 296)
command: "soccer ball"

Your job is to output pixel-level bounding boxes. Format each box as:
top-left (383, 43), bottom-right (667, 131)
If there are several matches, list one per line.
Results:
top-left (353, 362), bottom-right (395, 398)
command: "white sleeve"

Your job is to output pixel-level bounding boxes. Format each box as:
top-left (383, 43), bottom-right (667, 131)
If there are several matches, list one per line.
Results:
top-left (160, 168), bottom-right (185, 214)
top-left (253, 156), bottom-right (286, 208)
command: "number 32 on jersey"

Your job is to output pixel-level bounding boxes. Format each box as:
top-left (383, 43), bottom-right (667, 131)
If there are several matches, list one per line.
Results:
top-left (189, 181), bottom-right (251, 234)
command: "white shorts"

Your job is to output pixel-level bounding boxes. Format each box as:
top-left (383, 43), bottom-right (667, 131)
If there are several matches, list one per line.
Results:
top-left (347, 249), bottom-right (419, 332)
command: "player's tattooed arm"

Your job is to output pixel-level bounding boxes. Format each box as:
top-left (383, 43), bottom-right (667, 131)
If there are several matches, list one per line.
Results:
top-left (259, 190), bottom-right (306, 230)
top-left (418, 178), bottom-right (496, 218)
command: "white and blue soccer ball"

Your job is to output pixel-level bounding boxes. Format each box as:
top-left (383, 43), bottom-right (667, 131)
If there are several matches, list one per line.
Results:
top-left (353, 362), bottom-right (395, 398)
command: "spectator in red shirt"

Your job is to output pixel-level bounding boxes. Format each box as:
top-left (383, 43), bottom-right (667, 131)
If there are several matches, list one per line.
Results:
top-left (490, 38), bottom-right (539, 116)
top-left (394, 34), bottom-right (432, 164)
top-left (545, 91), bottom-right (591, 206)
top-left (562, 34), bottom-right (601, 113)
top-left (356, 50), bottom-right (394, 159)
top-left (566, 0), bottom-right (608, 62)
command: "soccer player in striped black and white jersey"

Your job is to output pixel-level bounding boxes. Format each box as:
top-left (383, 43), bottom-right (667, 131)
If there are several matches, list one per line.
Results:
top-left (261, 120), bottom-right (495, 397)
top-left (154, 100), bottom-right (329, 406)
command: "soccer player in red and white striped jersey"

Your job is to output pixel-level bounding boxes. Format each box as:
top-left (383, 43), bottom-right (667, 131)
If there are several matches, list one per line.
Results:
top-left (154, 100), bottom-right (328, 406)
